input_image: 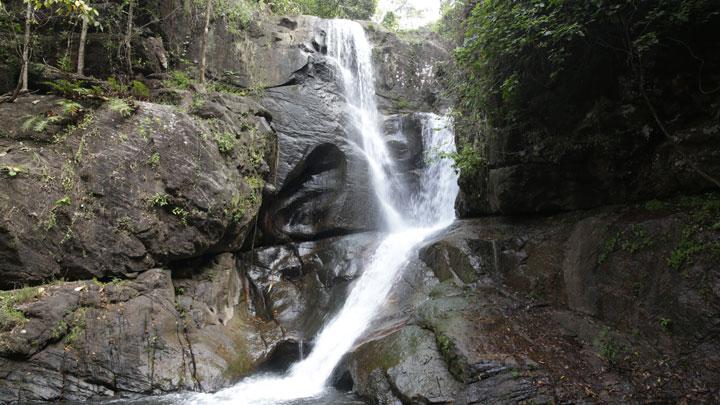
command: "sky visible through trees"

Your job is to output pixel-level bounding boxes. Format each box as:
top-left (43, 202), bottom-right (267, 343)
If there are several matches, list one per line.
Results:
top-left (376, 0), bottom-right (442, 29)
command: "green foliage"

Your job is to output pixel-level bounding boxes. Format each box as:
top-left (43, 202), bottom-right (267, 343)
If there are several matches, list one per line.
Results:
top-left (667, 193), bottom-right (720, 270)
top-left (27, 0), bottom-right (98, 20)
top-left (149, 193), bottom-right (169, 207)
top-left (226, 176), bottom-right (263, 223)
top-left (598, 224), bottom-right (655, 264)
top-left (54, 196), bottom-right (71, 207)
top-left (393, 98), bottom-right (415, 111)
top-left (131, 80), bottom-right (151, 99)
top-left (106, 76), bottom-right (127, 94)
top-left (658, 317), bottom-right (672, 333)
top-left (43, 211), bottom-right (57, 231)
top-left (667, 226), bottom-right (706, 270)
top-left (51, 320), bottom-right (68, 340)
top-left (57, 54), bottom-right (73, 72)
top-left (644, 199), bottom-right (667, 211)
top-left (147, 152), bottom-right (160, 168)
top-left (58, 100), bottom-right (82, 116)
top-left (211, 0), bottom-right (256, 33)
top-left (594, 327), bottom-right (622, 365)
top-left (440, 144), bottom-right (484, 175)
top-left (44, 79), bottom-right (84, 98)
top-left (172, 206), bottom-right (189, 225)
top-left (442, 0), bottom-right (720, 178)
top-left (65, 307), bottom-right (87, 348)
top-left (107, 98), bottom-right (134, 117)
top-left (214, 131), bottom-right (236, 155)
top-left (269, 0), bottom-right (377, 19)
top-left (2, 166), bottom-right (23, 177)
top-left (619, 226), bottom-right (654, 254)
top-left (22, 113), bottom-right (63, 133)
top-left (0, 287), bottom-right (43, 332)
top-left (381, 11), bottom-right (399, 31)
top-left (451, 0), bottom-right (587, 126)
top-left (165, 70), bottom-right (194, 90)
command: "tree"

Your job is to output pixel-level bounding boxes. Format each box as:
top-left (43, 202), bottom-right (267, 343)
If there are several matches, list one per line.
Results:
top-left (76, 12), bottom-right (88, 75)
top-left (122, 0), bottom-right (134, 73)
top-left (269, 0), bottom-right (378, 20)
top-left (381, 11), bottom-right (398, 31)
top-left (19, 0), bottom-right (32, 93)
top-left (5, 0), bottom-right (97, 101)
top-left (198, 0), bottom-right (213, 84)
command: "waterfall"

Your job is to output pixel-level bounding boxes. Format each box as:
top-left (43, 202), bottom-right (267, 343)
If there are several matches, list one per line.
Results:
top-left (186, 19), bottom-right (458, 405)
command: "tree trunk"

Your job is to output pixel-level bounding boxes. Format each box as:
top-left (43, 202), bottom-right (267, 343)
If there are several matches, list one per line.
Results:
top-left (77, 15), bottom-right (88, 75)
top-left (20, 1), bottom-right (32, 93)
top-left (198, 0), bottom-right (213, 84)
top-left (124, 0), bottom-right (134, 73)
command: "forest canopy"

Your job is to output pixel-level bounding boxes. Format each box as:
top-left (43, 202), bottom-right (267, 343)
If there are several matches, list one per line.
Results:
top-left (442, 0), bottom-right (720, 132)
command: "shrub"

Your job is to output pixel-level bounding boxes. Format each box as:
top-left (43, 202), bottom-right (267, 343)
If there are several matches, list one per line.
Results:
top-left (215, 131), bottom-right (236, 155)
top-left (131, 80), bottom-right (151, 99)
top-left (165, 70), bottom-right (194, 90)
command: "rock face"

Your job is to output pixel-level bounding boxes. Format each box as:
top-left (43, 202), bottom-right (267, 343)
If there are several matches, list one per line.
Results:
top-left (454, 51), bottom-right (720, 218)
top-left (363, 25), bottom-right (452, 115)
top-left (240, 231), bottom-right (381, 340)
top-left (0, 260), bottom-right (280, 400)
top-left (0, 94), bottom-right (269, 288)
top-left (258, 59), bottom-right (383, 242)
top-left (340, 194), bottom-right (720, 403)
top-left (457, 117), bottom-right (720, 216)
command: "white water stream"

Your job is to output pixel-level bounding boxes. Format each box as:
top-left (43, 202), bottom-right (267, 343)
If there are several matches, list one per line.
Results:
top-left (187, 19), bottom-right (458, 405)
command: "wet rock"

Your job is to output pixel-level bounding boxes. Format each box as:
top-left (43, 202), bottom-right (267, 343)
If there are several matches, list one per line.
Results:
top-left (241, 232), bottom-right (381, 339)
top-left (258, 60), bottom-right (383, 242)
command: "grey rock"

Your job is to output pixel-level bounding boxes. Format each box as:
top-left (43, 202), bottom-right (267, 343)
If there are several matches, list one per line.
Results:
top-left (0, 94), bottom-right (269, 287)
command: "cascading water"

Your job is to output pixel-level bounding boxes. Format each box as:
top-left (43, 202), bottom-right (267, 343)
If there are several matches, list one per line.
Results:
top-left (186, 19), bottom-right (459, 405)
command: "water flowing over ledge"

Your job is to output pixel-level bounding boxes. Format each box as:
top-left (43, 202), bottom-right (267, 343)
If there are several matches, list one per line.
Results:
top-left (186, 19), bottom-right (459, 405)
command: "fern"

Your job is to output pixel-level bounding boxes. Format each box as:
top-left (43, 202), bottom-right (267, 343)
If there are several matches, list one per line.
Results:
top-left (107, 76), bottom-right (128, 94)
top-left (21, 115), bottom-right (40, 132)
top-left (34, 118), bottom-right (51, 133)
top-left (22, 115), bottom-right (54, 133)
top-left (108, 98), bottom-right (134, 118)
top-left (57, 100), bottom-right (82, 116)
top-left (44, 79), bottom-right (82, 97)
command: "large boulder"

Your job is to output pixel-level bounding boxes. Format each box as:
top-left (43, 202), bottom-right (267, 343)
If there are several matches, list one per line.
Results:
top-left (240, 232), bottom-right (381, 340)
top-left (0, 266), bottom-right (281, 401)
top-left (0, 94), bottom-right (271, 288)
top-left (158, 8), bottom-right (321, 89)
top-left (258, 58), bottom-right (383, 242)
